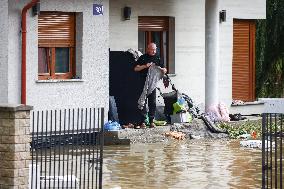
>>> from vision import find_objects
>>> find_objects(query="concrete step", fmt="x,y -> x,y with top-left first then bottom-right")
229,101 -> 264,115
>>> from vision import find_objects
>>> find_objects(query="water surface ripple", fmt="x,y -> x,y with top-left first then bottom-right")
103,140 -> 261,189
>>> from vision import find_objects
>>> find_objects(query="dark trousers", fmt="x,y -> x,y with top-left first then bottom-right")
140,88 -> 156,124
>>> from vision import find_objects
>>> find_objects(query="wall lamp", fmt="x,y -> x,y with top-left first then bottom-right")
219,10 -> 226,23
123,6 -> 131,20
32,2 -> 40,16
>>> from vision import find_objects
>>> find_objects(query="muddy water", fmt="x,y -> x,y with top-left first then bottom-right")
103,140 -> 262,189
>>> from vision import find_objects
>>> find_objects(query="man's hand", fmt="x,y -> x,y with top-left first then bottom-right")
134,62 -> 152,72
159,67 -> 167,74
145,62 -> 152,68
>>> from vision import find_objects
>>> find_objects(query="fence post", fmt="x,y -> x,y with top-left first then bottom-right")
0,104 -> 33,189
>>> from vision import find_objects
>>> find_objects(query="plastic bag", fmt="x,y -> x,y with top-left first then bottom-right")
173,97 -> 188,114
104,121 -> 121,131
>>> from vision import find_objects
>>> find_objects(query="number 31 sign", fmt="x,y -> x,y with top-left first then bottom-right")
93,4 -> 103,15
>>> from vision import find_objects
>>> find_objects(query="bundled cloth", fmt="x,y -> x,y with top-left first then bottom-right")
138,65 -> 164,110
232,99 -> 245,105
206,103 -> 230,122
126,48 -> 143,61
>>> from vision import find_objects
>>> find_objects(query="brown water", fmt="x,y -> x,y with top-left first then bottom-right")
102,140 -> 262,189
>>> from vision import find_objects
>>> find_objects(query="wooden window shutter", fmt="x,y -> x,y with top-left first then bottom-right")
232,19 -> 256,102
138,16 -> 169,31
38,12 -> 75,47
168,17 -> 175,74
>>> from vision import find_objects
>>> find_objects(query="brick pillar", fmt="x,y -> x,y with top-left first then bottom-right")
0,104 -> 33,189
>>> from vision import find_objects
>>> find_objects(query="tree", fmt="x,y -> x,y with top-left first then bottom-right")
256,0 -> 284,97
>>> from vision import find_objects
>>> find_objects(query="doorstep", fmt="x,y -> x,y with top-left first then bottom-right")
229,101 -> 265,115
104,125 -> 172,145
104,131 -> 131,145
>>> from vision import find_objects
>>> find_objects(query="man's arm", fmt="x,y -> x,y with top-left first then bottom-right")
134,63 -> 152,72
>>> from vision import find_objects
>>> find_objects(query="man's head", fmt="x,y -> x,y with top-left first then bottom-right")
146,43 -> 157,56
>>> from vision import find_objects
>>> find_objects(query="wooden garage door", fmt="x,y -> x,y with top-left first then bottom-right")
232,19 -> 255,102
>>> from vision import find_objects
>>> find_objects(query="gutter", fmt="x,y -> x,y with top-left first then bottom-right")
21,0 -> 39,104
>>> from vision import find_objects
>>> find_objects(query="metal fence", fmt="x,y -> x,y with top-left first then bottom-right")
30,108 -> 104,189
262,113 -> 283,189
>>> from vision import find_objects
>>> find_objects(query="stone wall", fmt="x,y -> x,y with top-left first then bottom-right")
0,104 -> 32,189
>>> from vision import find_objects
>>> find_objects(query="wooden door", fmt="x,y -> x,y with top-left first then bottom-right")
232,19 -> 255,102
138,16 -> 175,74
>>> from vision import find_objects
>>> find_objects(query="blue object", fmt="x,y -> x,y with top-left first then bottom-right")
104,121 -> 121,131
177,97 -> 186,105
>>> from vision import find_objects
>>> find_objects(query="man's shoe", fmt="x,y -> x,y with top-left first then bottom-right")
140,123 -> 147,129
149,123 -> 156,128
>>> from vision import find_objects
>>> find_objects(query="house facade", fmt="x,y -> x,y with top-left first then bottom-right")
0,0 -> 266,112
109,0 -> 266,111
0,0 -> 109,110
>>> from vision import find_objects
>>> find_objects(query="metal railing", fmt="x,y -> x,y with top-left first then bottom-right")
30,108 -> 104,189
262,113 -> 283,189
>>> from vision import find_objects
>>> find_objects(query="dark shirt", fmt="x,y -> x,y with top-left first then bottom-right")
136,54 -> 164,79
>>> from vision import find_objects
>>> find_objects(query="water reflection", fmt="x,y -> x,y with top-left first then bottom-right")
103,140 -> 262,189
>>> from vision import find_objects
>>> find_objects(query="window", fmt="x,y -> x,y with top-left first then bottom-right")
38,12 -> 76,80
138,16 -> 175,74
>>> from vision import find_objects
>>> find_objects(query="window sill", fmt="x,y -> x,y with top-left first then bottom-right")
167,74 -> 176,77
231,101 -> 265,106
36,79 -> 84,83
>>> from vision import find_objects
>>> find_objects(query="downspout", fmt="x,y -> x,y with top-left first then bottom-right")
21,0 -> 39,104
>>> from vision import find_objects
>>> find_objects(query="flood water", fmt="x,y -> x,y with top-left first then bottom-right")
102,140 -> 262,189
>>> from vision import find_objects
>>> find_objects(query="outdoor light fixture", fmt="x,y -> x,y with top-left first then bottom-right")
32,2 -> 40,16
123,6 -> 131,20
219,10 -> 226,23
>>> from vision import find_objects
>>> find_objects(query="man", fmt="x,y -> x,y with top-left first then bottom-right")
134,43 -> 167,128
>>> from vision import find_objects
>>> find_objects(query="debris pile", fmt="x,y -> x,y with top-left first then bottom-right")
165,131 -> 186,140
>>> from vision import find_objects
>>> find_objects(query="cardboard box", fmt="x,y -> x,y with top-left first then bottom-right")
170,112 -> 191,124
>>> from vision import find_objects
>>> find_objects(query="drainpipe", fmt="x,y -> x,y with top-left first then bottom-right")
21,0 -> 39,105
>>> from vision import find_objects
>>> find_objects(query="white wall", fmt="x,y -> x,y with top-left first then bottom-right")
109,0 -> 266,108
2,0 -> 266,110
221,0 -> 266,20
0,0 -> 8,103
7,0 -> 109,110
110,0 -> 206,107
218,0 -> 266,106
